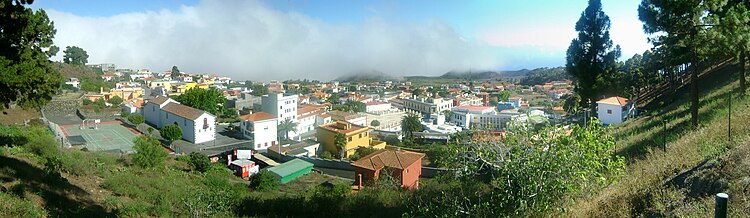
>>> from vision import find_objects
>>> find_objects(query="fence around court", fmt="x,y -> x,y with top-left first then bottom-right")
41,108 -> 71,148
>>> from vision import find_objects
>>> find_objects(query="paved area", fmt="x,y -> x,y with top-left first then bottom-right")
172,124 -> 253,155
314,166 -> 355,180
61,121 -> 140,153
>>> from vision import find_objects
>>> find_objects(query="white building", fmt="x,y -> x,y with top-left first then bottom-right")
239,112 -> 278,150
65,78 -> 80,88
295,105 -> 332,140
144,96 -> 216,144
450,105 -> 517,130
508,97 -> 523,109
597,96 -> 635,125
365,101 -> 392,113
327,110 -> 367,126
259,93 -> 298,124
402,96 -> 454,118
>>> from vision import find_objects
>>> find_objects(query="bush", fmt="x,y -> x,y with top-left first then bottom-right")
107,95 -> 123,105
94,97 -> 106,108
370,120 -> 380,127
249,171 -> 279,191
187,152 -> 210,173
132,136 -> 167,168
121,110 -> 130,118
82,99 -> 93,105
320,151 -> 334,159
161,124 -> 183,142
128,114 -> 144,125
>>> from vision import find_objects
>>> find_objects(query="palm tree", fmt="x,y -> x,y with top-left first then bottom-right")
277,118 -> 298,141
334,132 -> 347,159
401,113 -> 423,140
442,110 -> 453,123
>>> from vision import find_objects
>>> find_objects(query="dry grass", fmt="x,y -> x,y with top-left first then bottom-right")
563,75 -> 750,217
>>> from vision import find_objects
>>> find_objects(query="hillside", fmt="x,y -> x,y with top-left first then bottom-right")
564,60 -> 750,217
52,62 -> 99,80
335,71 -> 399,82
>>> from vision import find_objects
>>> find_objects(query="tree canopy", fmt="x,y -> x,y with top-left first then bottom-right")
0,1 -> 61,109
132,136 -> 168,168
566,0 -> 621,110
176,87 -> 226,116
161,124 -> 183,143
63,46 -> 88,65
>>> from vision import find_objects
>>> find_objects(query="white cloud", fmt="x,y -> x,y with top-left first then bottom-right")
47,0 -> 501,81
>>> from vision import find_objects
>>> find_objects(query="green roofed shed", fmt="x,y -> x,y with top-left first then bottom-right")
266,159 -> 314,184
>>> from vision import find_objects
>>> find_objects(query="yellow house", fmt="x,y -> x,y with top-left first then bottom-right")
316,121 -> 386,158
172,82 -> 200,94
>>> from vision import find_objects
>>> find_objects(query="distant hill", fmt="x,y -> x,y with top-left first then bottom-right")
403,69 -> 532,81
518,67 -> 570,85
335,71 -> 400,82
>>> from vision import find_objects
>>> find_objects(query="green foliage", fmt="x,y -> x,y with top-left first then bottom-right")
370,119 -> 380,127
566,0 -> 621,109
496,90 -> 513,102
187,152 -> 210,173
176,87 -> 226,115
82,98 -> 93,105
277,118 -> 297,141
107,96 -> 123,105
0,1 -> 61,109
132,136 -> 167,169
349,147 -> 377,161
249,83 -> 268,96
345,101 -> 366,113
79,79 -> 114,92
320,151 -> 334,159
128,114 -> 144,125
563,93 -> 581,114
249,171 -> 279,191
400,113 -> 423,139
121,110 -> 130,118
334,132 -> 347,158
170,65 -> 181,79
62,46 -> 89,65
160,124 -> 183,142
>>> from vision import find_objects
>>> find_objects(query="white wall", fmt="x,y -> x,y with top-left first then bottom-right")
192,113 -> 216,144
366,103 -> 391,113
597,103 -> 623,125
241,119 -> 277,150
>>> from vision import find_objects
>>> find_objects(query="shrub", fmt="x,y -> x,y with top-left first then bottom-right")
128,114 -> 144,125
132,136 -> 167,168
107,95 -> 123,106
187,152 -> 210,173
249,171 -> 279,191
121,110 -> 130,118
161,124 -> 183,142
370,120 -> 380,127
320,151 -> 334,159
94,97 -> 106,108
82,99 -> 93,105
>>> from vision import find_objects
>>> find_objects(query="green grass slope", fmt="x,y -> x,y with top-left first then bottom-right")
566,61 -> 750,217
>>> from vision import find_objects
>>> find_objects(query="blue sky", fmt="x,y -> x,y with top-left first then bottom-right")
33,0 -> 652,80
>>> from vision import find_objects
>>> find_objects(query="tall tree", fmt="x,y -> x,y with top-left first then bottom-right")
0,0 -> 61,109
566,0 -> 621,112
639,0 -> 713,127
171,65 -> 181,79
62,46 -> 89,65
176,87 -> 226,115
710,1 -> 750,95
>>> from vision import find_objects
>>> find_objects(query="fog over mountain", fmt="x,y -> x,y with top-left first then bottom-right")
46,0 -> 501,81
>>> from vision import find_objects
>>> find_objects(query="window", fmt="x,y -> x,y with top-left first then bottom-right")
166,113 -> 168,119
203,118 -> 208,129
607,109 -> 612,114
348,137 -> 352,141
184,119 -> 187,126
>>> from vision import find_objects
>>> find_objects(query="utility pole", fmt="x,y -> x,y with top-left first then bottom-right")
663,119 -> 667,153
728,91 -> 732,142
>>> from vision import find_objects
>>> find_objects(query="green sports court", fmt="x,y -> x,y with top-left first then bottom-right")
62,121 -> 141,154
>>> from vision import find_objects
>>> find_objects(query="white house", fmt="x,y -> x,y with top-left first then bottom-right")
144,96 -> 216,144
65,78 -> 80,89
597,96 -> 635,125
239,112 -> 278,150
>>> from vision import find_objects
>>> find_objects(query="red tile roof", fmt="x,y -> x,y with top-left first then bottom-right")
239,112 -> 276,122
351,149 -> 425,171
597,96 -> 629,106
454,105 -> 493,111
